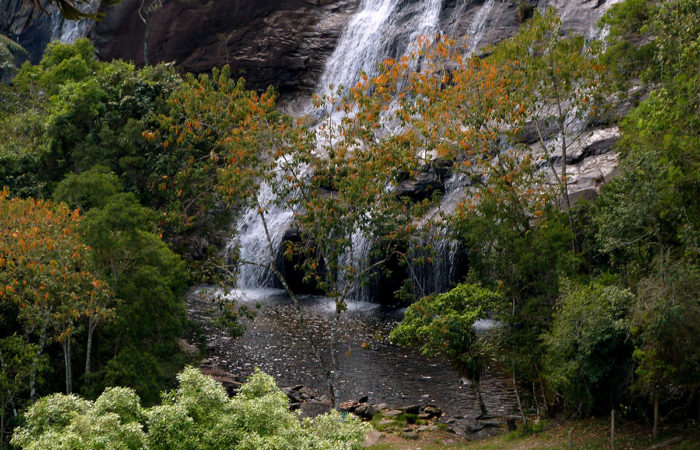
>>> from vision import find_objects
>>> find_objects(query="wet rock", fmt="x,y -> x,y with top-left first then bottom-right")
403,431 -> 419,441
398,405 -> 421,415
199,366 -> 242,397
92,0 -> 360,96
299,399 -> 332,418
282,385 -> 318,404
298,386 -> 317,400
354,404 -> 377,420
398,170 -> 445,202
465,423 -> 502,441
420,405 -> 442,418
178,339 -> 199,356
339,401 -> 358,413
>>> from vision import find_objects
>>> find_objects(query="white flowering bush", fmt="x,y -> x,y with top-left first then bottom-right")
13,367 -> 370,449
11,391 -> 147,450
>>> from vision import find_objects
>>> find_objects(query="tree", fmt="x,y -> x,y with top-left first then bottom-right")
630,260 -> 700,437
0,335 -> 47,449
78,192 -> 187,370
489,9 -> 614,211
390,283 -> 506,416
0,189 -> 109,394
0,35 -> 27,80
542,280 -> 634,416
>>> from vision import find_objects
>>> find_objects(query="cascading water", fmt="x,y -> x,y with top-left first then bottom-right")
316,0 -> 444,98
50,0 -> 100,44
231,0 -> 446,296
226,182 -> 295,288
467,0 -> 496,53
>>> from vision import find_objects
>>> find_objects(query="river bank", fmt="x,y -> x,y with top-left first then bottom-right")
365,416 -> 699,449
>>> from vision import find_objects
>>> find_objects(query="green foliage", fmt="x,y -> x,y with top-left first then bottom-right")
0,34 -> 27,79
12,367 -> 370,449
78,192 -> 187,382
631,260 -> 700,398
11,391 -> 146,450
52,165 -> 123,212
0,334 -> 47,445
543,280 -> 634,412
391,283 -> 504,382
91,348 -> 164,406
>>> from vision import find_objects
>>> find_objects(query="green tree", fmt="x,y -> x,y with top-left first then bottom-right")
391,283 -> 506,416
0,35 -> 27,80
630,260 -> 700,437
489,9 -> 614,211
0,335 -> 47,449
52,165 -> 122,214
543,280 -> 634,415
78,192 -> 187,368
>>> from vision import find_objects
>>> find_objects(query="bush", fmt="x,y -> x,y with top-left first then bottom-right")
543,280 -> 634,414
13,367 -> 370,449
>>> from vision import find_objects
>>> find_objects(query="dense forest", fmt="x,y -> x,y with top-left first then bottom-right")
0,0 -> 698,448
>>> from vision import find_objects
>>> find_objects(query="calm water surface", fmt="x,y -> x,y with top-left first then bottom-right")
188,288 -> 517,418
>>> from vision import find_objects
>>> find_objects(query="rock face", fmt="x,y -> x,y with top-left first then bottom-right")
1,0 -> 55,64
4,0 -> 622,97
92,0 -> 359,95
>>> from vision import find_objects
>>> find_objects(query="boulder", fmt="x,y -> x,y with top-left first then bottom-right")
354,404 -> 377,420
398,405 -> 421,415
299,399 -> 332,418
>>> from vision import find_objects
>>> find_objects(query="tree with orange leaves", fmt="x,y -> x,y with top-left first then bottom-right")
0,189 -> 112,394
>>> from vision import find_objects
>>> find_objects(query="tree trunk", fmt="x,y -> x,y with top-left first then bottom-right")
653,391 -> 659,439
472,380 -> 487,417
255,205 -> 338,406
85,317 -> 96,375
513,373 -> 526,425
29,324 -> 47,401
62,336 -> 72,394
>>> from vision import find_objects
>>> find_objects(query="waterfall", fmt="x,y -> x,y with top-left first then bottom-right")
467,0 -> 496,53
50,0 -> 100,44
232,0 -> 446,296
407,173 -> 470,298
316,0 -> 444,98
227,182 -> 295,288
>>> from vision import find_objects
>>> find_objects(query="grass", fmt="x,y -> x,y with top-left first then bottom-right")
367,417 -> 700,449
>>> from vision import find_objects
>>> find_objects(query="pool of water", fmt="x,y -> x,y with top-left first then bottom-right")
188,287 -> 518,418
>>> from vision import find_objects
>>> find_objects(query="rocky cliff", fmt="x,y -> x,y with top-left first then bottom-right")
3,0 -> 619,95
93,0 -> 359,95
